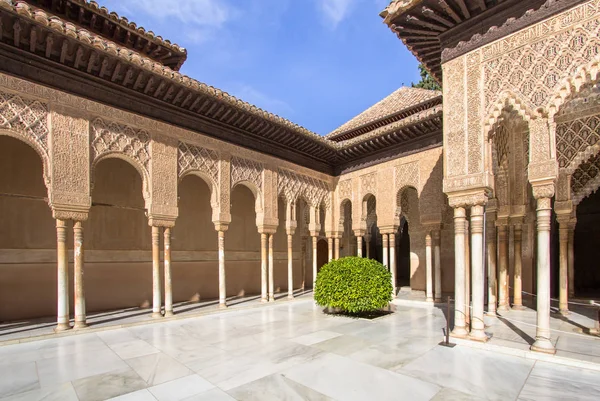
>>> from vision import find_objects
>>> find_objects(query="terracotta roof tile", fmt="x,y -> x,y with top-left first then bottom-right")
327,86 -> 441,137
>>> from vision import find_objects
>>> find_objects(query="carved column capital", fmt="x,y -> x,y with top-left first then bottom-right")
531,182 -> 555,200
448,189 -> 488,208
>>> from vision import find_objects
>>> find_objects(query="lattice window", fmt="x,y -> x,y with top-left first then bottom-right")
177,142 -> 218,183
90,118 -> 150,171
0,91 -> 48,152
556,114 -> 600,169
231,156 -> 263,190
571,152 -> 600,204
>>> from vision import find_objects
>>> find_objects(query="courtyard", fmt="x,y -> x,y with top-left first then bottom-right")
1,299 -> 599,401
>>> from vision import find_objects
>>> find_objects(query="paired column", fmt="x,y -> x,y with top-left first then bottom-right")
55,219 -> 70,332
496,221 -> 510,311
486,206 -> 497,315
451,207 -> 468,337
261,233 -> 268,302
425,233 -> 433,303
73,221 -> 87,329
389,233 -> 397,297
268,234 -> 274,302
512,218 -> 524,309
531,196 -> 556,354
164,227 -> 173,317
469,205 -> 487,341
557,214 -> 570,315
151,226 -> 162,318
433,230 -> 442,302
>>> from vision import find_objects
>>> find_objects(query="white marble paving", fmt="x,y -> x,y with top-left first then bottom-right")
0,299 -> 599,401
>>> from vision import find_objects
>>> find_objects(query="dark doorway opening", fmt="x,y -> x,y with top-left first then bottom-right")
574,190 -> 600,297
397,218 -> 411,289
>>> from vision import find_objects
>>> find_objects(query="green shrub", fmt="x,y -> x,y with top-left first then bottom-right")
314,256 -> 393,314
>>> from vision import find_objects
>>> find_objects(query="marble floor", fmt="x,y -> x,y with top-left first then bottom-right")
1,299 -> 599,401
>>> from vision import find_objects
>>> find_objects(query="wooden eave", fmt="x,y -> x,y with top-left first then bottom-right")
24,0 -> 188,71
380,0 -> 579,84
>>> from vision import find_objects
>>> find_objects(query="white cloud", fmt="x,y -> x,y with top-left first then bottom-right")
317,0 -> 355,28
232,84 -> 293,117
124,0 -> 232,27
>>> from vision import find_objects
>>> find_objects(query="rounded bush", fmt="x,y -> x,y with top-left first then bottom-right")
314,256 -> 393,314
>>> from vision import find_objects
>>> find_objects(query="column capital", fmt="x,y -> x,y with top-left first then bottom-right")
425,233 -> 432,246
213,222 -> 229,232
53,206 -> 89,222
258,224 -> 277,235
447,188 -> 488,208
149,215 -> 176,228
554,200 -> 573,215
353,229 -> 366,237
531,182 -> 555,200
378,225 -> 398,235
509,215 -> 524,227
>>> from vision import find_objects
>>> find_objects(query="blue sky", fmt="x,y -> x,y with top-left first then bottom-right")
98,0 -> 420,135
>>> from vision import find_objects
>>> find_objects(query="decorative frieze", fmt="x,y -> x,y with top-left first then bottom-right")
178,142 -> 219,184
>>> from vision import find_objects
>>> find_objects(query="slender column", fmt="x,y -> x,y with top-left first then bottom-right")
513,220 -> 524,309
433,230 -> 442,302
382,234 -> 389,268
151,226 -> 162,318
486,208 -> 497,315
287,234 -> 294,299
464,220 -> 470,327
469,205 -> 487,341
301,237 -> 307,290
390,233 -> 397,297
451,207 -> 468,337
328,237 -> 333,262
497,222 -> 510,311
163,227 -> 173,316
531,197 -> 555,354
425,233 -> 433,303
365,234 -> 371,259
268,234 -> 274,302
260,233 -> 268,302
55,219 -> 70,332
334,237 -> 340,259
357,236 -> 363,257
568,220 -> 575,298
73,221 -> 87,329
557,215 -> 570,315
312,236 -> 318,288
218,230 -> 227,308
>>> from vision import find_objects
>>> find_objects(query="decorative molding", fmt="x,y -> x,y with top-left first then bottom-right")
177,141 -> 219,184
231,156 -> 263,191
360,172 -> 376,196
278,168 -> 330,208
395,161 -> 419,193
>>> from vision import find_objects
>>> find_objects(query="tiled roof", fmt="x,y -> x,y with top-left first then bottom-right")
327,87 -> 441,137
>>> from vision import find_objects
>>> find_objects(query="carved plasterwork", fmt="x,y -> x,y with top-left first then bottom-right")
360,172 -> 376,196
90,118 -> 150,173
395,161 -> 419,194
443,56 -> 466,178
177,141 -> 219,184
571,152 -> 600,203
231,156 -> 263,192
0,91 -> 49,153
338,179 -> 352,202
557,113 -> 600,173
278,168 -> 330,208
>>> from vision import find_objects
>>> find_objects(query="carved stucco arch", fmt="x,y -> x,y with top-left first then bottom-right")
91,152 -> 151,207
178,170 -> 219,212
232,180 -> 264,217
484,91 -> 536,136
338,198 -> 352,232
395,185 -> 419,226
0,128 -> 51,190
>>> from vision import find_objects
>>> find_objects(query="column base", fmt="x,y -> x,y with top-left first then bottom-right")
269,296 -> 275,302
434,297 -> 442,303
511,304 -> 526,311
54,323 -> 71,332
468,329 -> 489,342
559,308 -> 570,316
164,310 -> 174,317
485,311 -> 498,317
261,298 -> 268,303
288,294 -> 294,300
450,327 -> 469,339
497,304 -> 511,312
426,297 -> 434,303
219,302 -> 228,309
73,321 -> 88,330
151,312 -> 163,319
531,339 -> 556,354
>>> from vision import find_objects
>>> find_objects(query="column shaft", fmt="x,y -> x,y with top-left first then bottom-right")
55,219 -> 70,332
513,223 -> 524,309
531,198 -> 555,354
357,236 -> 363,257
365,237 -> 371,259
382,234 -> 389,268
301,238 -> 307,290
328,237 -> 333,262
164,227 -> 173,317
558,220 -> 569,315
469,205 -> 487,341
568,225 -> 575,297
497,224 -> 510,311
73,221 -> 87,329
268,234 -> 274,302
334,237 -> 340,259
486,215 -> 497,315
464,220 -> 470,327
261,233 -> 268,302
425,233 -> 433,302
433,230 -> 442,302
312,236 -> 318,289
218,231 -> 227,308
451,207 -> 468,337
390,233 -> 397,297
151,226 -> 162,318
288,234 -> 294,299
